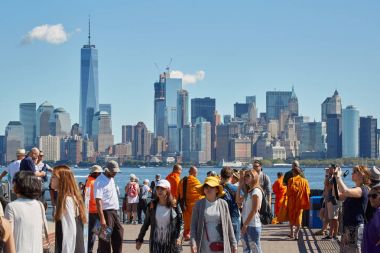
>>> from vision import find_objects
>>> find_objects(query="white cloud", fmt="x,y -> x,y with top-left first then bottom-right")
22,24 -> 77,45
170,70 -> 205,85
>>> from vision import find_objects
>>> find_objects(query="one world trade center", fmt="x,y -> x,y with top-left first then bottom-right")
79,19 -> 99,137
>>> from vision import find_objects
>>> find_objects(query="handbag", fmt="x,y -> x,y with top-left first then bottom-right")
39,201 -> 54,253
204,221 -> 224,252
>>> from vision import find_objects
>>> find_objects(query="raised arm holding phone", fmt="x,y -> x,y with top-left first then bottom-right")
333,165 -> 371,253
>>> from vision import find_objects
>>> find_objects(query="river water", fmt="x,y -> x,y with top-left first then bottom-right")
71,166 -> 355,191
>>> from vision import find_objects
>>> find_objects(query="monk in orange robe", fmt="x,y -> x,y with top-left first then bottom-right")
178,166 -> 203,240
287,166 -> 310,239
166,164 -> 182,199
272,172 -> 287,217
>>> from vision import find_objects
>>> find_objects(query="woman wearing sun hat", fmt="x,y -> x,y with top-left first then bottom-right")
190,176 -> 237,253
136,179 -> 183,253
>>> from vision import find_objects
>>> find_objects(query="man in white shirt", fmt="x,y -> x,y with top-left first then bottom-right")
0,148 -> 26,200
94,160 -> 124,253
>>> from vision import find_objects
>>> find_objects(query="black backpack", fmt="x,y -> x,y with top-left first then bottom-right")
178,176 -> 188,211
255,187 -> 273,225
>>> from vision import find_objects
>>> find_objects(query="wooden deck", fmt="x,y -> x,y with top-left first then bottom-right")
47,222 -> 340,253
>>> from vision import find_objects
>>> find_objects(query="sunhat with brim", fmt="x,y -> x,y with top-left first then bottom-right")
104,160 -> 120,173
232,172 -> 240,180
16,149 -> 26,156
90,165 -> 103,173
196,176 -> 225,198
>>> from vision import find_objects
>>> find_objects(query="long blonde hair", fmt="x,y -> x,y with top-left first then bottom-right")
53,165 -> 87,224
243,169 -> 260,196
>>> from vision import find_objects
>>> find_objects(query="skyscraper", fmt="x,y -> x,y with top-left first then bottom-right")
154,75 -> 166,138
246,96 -> 256,105
5,121 -> 24,162
327,114 -> 342,158
36,101 -> 54,137
71,123 -> 81,136
0,136 -> 5,164
99,104 -> 111,116
38,135 -> 60,161
194,118 -> 211,163
122,125 -> 135,144
80,19 -> 99,137
266,90 -> 292,120
300,121 -> 327,158
134,122 -> 151,160
342,105 -> 360,158
359,116 -> 378,158
165,77 -> 182,127
234,103 -> 249,118
288,87 -> 299,117
49,108 -> 71,137
177,89 -> 189,128
191,97 -> 216,160
92,111 -> 113,153
19,103 -> 36,150
321,90 -> 342,122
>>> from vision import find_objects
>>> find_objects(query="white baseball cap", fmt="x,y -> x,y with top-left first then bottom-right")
156,179 -> 171,190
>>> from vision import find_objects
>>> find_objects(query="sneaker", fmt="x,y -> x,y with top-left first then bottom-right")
132,221 -> 138,225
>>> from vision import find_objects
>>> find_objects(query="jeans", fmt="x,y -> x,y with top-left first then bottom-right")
232,220 -> 241,243
242,226 -> 262,253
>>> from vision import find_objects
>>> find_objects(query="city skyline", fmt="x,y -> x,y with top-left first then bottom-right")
2,1 -> 380,143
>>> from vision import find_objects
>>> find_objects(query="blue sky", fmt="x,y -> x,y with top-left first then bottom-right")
1,1 -> 380,142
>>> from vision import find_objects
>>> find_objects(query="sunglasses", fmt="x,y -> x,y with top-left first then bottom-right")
368,193 -> 380,199
204,185 -> 217,189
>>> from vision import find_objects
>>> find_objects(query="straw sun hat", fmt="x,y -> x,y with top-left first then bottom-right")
196,176 -> 225,198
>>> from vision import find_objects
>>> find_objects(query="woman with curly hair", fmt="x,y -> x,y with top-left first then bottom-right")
50,165 -> 87,253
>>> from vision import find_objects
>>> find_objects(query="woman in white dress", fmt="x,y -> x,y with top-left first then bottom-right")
50,165 -> 87,253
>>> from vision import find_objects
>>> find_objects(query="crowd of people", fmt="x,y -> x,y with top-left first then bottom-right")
0,147 -> 379,253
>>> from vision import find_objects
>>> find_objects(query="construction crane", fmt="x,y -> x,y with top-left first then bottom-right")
166,57 -> 173,77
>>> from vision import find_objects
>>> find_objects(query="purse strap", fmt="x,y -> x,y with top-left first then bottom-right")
39,201 -> 51,246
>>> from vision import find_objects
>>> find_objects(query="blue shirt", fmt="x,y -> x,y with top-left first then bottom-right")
19,156 -> 36,173
222,183 -> 240,224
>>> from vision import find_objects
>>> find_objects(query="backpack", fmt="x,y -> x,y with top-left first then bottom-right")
127,183 -> 138,198
178,177 -> 188,211
255,187 -> 273,225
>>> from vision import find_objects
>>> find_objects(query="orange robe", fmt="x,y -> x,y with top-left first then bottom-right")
287,175 -> 310,226
178,175 -> 203,237
166,171 -> 181,199
272,176 -> 287,217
